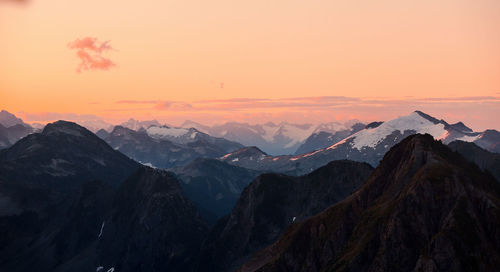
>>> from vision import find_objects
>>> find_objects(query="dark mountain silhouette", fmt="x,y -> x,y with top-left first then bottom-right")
55,167 -> 209,272
242,134 -> 500,272
0,121 -> 208,272
197,160 -> 373,272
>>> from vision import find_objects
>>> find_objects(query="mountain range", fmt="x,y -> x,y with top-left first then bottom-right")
5,109 -> 498,161
220,111 -> 500,174
197,160 -> 373,272
102,125 -> 243,169
241,134 -> 500,271
0,116 -> 498,271
181,120 -> 364,155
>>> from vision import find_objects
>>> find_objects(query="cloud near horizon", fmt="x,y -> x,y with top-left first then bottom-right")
68,37 -> 116,73
10,95 -> 499,131
115,96 -> 500,112
106,95 -> 500,130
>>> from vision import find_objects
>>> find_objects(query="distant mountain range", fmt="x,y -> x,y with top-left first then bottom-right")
3,109 -> 499,173
6,109 -> 498,158
0,110 -> 35,149
1,111 -> 362,155
102,125 -> 243,169
294,123 -> 366,154
181,120 -> 364,155
119,118 -> 162,131
220,111 -> 500,173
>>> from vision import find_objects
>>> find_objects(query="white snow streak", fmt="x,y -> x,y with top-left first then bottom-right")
98,221 -> 105,239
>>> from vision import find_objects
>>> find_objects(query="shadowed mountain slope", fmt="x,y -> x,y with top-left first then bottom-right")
197,160 -> 373,272
242,134 -> 500,272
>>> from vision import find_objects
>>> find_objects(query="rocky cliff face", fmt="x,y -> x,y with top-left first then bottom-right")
197,160 -> 373,272
242,134 -> 500,272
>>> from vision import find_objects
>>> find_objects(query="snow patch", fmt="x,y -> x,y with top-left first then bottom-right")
140,161 -> 157,168
98,221 -> 105,239
456,134 -> 481,142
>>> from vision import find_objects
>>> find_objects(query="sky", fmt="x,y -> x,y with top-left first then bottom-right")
1,0 -> 499,130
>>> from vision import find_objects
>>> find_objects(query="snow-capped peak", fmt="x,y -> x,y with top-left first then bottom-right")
349,111 -> 448,150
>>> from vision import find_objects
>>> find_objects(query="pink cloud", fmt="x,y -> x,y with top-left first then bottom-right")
68,37 -> 116,72
110,96 -> 500,130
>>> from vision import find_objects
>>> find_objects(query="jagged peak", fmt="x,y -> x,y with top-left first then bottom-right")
413,110 -> 442,124
222,146 -> 267,159
365,121 -> 383,129
110,125 -> 135,133
380,133 -> 445,162
448,121 -> 473,133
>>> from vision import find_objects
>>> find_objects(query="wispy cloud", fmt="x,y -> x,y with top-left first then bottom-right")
115,96 -> 500,112
68,37 -> 116,73
19,112 -> 105,122
109,96 -> 500,130
17,95 -> 500,131
154,101 -> 193,110
116,100 -> 158,104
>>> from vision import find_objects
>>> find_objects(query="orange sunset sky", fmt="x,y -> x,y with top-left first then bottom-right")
1,0 -> 499,130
